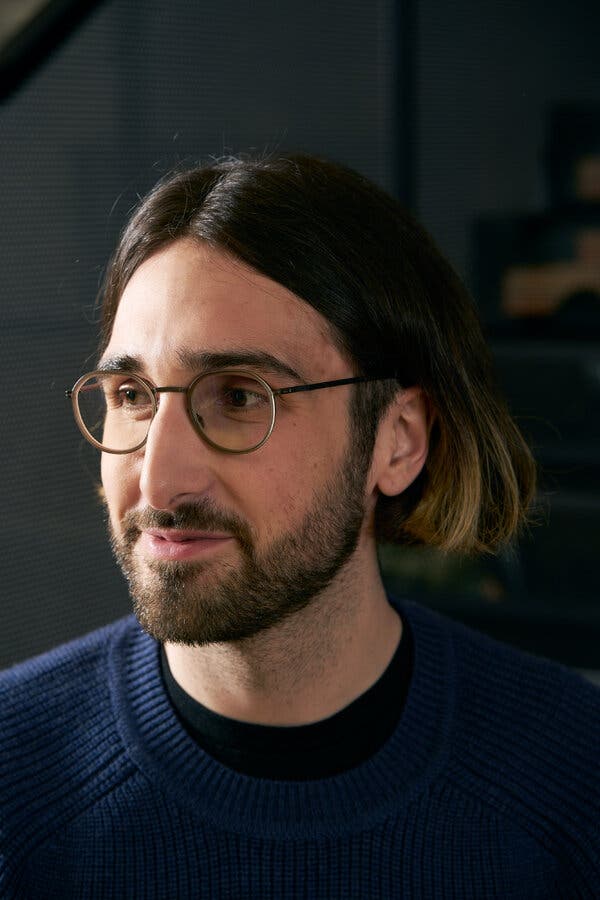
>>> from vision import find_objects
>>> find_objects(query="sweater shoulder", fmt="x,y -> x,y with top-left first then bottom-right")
0,615 -> 134,713
422,608 -> 600,882
0,617 -> 140,865
404,599 -> 600,748
444,611 -> 600,757
0,615 -> 139,757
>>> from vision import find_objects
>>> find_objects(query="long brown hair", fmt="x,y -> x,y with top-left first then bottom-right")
99,153 -> 536,554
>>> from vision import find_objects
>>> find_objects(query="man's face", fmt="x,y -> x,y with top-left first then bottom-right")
101,238 -> 376,645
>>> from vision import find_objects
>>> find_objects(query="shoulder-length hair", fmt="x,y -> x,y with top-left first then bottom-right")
99,153 -> 536,554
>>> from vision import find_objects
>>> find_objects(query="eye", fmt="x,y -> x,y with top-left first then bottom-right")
210,373 -> 270,410
191,373 -> 272,423
101,375 -> 153,414
222,385 -> 265,409
118,385 -> 144,405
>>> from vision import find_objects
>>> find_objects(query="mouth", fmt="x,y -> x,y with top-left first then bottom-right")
139,528 -> 234,561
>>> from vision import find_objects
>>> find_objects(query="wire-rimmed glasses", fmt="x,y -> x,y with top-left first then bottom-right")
66,369 -> 394,455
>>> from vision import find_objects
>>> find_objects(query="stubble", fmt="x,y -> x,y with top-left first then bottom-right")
108,449 -> 370,646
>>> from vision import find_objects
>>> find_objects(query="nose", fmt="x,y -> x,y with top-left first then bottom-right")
138,392 -> 217,510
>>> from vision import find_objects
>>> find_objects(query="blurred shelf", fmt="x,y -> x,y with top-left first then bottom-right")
423,600 -> 600,670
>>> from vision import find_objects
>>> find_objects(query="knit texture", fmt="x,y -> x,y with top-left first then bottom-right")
1,599 -> 598,898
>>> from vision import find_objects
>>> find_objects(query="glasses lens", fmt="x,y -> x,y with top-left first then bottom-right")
189,372 -> 275,451
75,373 -> 153,452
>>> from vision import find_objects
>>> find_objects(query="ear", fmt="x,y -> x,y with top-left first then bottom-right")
368,387 -> 433,498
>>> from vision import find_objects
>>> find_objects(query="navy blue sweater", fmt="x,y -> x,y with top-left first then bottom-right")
1,599 -> 599,898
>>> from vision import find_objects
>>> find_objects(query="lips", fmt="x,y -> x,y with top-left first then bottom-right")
145,528 -> 231,543
140,528 -> 234,560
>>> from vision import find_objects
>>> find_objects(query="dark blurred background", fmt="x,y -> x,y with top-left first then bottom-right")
1,0 -> 599,677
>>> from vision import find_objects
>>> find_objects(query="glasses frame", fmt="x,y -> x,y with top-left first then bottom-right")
66,369 -> 396,455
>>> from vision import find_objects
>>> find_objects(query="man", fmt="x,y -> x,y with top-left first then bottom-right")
1,154 -> 598,898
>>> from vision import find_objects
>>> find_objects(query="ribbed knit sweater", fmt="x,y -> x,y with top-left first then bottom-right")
1,599 -> 598,899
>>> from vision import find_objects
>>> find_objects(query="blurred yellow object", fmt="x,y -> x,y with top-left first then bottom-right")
502,260 -> 600,317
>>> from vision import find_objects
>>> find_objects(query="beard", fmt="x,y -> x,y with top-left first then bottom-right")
108,447 -> 371,646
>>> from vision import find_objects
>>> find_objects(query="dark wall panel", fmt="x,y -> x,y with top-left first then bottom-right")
417,0 -> 600,282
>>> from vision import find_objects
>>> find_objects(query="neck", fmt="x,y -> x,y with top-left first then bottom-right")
163,542 -> 401,726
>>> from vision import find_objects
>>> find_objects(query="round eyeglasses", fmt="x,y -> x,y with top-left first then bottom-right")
66,369 -> 394,455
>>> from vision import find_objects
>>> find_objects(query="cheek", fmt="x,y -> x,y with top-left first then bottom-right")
101,455 -> 139,526
244,434 -> 332,531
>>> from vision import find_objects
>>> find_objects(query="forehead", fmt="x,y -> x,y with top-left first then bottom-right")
104,239 -> 344,379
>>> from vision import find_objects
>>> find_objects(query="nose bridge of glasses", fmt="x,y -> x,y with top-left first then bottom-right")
153,385 -> 189,395
150,381 -> 223,445
149,385 -> 197,433
150,385 -> 191,418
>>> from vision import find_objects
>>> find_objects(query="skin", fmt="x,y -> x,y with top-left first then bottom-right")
101,238 -> 430,726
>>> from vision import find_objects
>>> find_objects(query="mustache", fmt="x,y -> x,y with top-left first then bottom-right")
118,502 -> 254,553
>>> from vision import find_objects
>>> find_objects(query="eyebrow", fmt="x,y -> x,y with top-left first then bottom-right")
96,353 -> 143,374
96,349 -> 306,384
